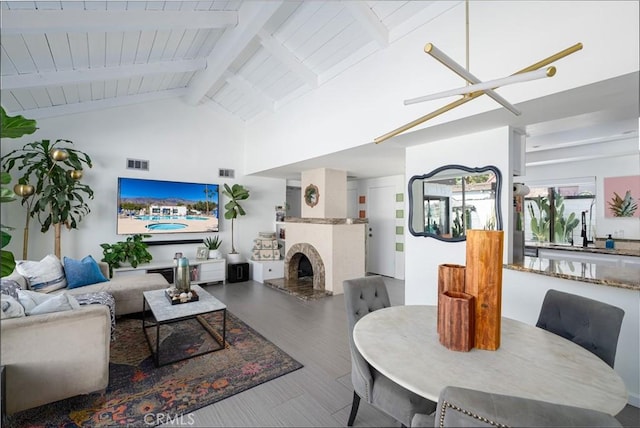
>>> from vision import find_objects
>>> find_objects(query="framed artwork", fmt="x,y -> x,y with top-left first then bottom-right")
196,246 -> 209,260
304,184 -> 319,207
604,175 -> 639,218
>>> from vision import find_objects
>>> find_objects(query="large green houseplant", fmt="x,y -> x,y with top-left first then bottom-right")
2,138 -> 94,259
0,107 -> 38,276
100,234 -> 153,278
222,183 -> 250,255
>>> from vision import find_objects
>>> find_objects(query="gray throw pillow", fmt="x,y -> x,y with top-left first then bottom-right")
0,278 -> 22,299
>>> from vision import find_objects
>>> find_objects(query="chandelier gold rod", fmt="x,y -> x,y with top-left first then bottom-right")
373,42 -> 583,144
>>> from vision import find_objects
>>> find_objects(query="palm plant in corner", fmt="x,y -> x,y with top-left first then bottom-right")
2,134 -> 94,259
222,183 -> 250,263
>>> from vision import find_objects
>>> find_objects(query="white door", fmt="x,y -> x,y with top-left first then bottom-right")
367,185 -> 396,277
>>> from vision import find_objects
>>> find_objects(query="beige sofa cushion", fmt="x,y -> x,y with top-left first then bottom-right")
64,273 -> 169,316
7,259 -> 170,316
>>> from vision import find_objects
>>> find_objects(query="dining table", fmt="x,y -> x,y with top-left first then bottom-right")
353,305 -> 628,416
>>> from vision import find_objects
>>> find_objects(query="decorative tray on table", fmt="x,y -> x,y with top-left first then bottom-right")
165,289 -> 199,305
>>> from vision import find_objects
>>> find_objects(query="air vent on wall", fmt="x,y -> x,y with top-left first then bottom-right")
219,168 -> 235,178
126,158 -> 149,171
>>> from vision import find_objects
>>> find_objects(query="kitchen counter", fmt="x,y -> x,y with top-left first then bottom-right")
506,255 -> 640,291
526,243 -> 640,257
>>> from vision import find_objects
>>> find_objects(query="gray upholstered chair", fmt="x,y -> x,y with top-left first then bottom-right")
536,289 -> 625,368
411,386 -> 622,427
343,276 -> 436,427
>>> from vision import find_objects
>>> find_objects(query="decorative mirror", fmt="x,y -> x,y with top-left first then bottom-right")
304,184 -> 319,207
408,165 -> 502,241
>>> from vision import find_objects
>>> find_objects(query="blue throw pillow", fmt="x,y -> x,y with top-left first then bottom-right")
63,256 -> 109,289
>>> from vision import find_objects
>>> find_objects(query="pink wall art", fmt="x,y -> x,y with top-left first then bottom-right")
603,175 -> 639,218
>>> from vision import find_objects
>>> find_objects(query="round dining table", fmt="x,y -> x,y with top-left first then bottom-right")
353,305 -> 628,416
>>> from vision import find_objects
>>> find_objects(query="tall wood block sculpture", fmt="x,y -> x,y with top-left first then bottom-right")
464,229 -> 504,350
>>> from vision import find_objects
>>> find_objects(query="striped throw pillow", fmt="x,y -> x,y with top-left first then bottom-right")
15,254 -> 67,293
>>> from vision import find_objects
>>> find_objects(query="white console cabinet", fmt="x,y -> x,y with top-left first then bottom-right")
113,258 -> 226,285
249,260 -> 284,283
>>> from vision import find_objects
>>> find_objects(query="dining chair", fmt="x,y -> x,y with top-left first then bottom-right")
536,289 -> 625,367
343,276 -> 436,427
410,386 -> 622,427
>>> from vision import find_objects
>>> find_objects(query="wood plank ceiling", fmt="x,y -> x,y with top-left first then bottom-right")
0,0 -> 454,122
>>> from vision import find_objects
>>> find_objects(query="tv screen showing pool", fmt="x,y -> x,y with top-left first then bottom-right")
117,177 -> 219,235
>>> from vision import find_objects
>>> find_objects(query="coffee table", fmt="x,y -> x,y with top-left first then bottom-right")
142,284 -> 227,367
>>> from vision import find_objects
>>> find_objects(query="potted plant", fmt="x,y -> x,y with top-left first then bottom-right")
100,234 -> 153,278
2,137 -> 94,259
203,235 -> 222,259
222,183 -> 250,263
0,107 -> 37,277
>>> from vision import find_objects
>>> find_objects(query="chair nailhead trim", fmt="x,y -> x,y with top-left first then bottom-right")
439,400 -> 509,428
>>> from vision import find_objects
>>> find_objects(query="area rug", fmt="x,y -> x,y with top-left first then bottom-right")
5,311 -> 303,427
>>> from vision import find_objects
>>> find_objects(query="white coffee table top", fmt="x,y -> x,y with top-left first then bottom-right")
143,284 -> 226,322
353,305 -> 628,416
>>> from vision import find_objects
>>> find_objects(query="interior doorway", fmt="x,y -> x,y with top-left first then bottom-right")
366,185 -> 396,277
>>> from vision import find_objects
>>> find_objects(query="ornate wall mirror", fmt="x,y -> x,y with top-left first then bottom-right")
408,165 -> 502,241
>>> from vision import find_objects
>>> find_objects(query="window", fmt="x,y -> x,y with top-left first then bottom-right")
523,177 -> 596,245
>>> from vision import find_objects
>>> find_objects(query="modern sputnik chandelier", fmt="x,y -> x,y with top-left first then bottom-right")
374,1 -> 582,144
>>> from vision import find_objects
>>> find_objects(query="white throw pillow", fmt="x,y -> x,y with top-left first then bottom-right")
17,289 -> 80,315
1,294 -> 26,319
15,254 -> 67,293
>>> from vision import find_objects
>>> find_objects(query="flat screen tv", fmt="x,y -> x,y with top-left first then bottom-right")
117,177 -> 219,235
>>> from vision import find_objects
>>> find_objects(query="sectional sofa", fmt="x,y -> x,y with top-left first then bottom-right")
0,260 -> 169,414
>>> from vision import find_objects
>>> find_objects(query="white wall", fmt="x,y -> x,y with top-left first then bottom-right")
1,99 -> 286,265
405,127 -> 512,305
522,151 -> 640,240
245,1 -> 639,175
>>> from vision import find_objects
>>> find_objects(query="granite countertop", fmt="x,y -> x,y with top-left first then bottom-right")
506,256 -> 640,291
528,243 -> 640,257
284,217 -> 367,224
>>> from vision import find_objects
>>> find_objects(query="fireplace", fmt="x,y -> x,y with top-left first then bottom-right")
281,217 -> 366,295
266,168 -> 366,297
284,243 -> 325,291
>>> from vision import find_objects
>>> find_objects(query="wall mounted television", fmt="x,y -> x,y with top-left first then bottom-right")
117,177 -> 219,235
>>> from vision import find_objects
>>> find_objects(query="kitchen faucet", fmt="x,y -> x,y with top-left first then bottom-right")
580,210 -> 591,247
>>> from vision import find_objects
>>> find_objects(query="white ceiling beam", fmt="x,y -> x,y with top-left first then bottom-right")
1,58 -> 206,90
343,2 -> 389,47
0,10 -> 238,34
257,29 -> 318,89
388,1 -> 461,43
10,88 -> 188,120
184,1 -> 284,105
224,72 -> 275,112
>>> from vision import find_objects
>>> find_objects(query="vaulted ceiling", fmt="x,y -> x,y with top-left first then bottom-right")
1,1 -> 637,181
0,0 -> 456,121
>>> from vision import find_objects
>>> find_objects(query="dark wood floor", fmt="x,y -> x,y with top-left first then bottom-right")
174,279 -> 639,428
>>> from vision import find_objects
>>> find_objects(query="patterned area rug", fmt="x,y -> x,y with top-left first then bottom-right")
6,311 -> 303,427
